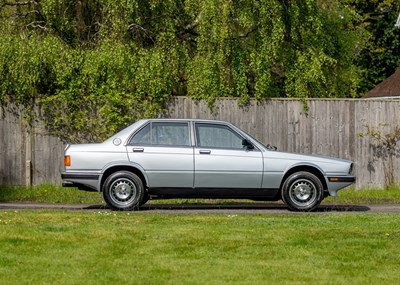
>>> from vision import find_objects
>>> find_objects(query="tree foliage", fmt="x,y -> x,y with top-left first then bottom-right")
0,0 -> 367,141
345,0 -> 400,94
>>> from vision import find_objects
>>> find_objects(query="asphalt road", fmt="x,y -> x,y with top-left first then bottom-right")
1,202 -> 400,214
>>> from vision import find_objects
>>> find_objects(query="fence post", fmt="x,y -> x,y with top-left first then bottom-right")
25,124 -> 33,187
25,160 -> 32,187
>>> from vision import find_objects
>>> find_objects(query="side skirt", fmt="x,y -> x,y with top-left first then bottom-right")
148,187 -> 280,200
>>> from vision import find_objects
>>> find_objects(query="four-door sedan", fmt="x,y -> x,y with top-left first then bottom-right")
61,119 -> 355,211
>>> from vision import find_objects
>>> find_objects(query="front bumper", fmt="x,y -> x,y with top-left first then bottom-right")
327,176 -> 356,183
326,175 -> 356,197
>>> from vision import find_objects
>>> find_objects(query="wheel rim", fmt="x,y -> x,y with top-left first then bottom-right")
288,179 -> 318,208
108,178 -> 138,206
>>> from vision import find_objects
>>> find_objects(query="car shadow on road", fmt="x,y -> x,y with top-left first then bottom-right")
135,203 -> 370,212
316,204 -> 370,212
83,203 -> 370,212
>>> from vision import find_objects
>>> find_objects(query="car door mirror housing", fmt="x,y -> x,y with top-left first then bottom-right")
242,139 -> 254,150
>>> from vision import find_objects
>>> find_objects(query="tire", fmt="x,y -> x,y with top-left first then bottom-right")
139,193 -> 149,207
102,171 -> 144,211
281,172 -> 324,212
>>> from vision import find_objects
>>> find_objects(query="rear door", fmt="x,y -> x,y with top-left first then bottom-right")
126,121 -> 194,189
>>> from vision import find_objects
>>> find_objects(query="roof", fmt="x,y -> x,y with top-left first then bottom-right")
363,68 -> 400,98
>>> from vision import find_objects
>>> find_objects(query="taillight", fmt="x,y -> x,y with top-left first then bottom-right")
349,163 -> 353,175
64,155 -> 71,166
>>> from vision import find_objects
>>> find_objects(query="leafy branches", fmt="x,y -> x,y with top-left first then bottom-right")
346,0 -> 400,94
0,0 -> 368,142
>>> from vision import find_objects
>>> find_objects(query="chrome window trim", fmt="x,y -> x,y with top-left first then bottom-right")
127,120 -> 192,147
193,121 -> 261,151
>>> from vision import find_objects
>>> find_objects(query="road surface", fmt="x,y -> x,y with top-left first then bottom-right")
1,202 -> 400,214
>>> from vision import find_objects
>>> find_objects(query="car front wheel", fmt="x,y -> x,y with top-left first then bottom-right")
281,172 -> 324,212
102,171 -> 144,211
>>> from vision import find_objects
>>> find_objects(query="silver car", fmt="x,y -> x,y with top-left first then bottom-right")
62,119 -> 355,211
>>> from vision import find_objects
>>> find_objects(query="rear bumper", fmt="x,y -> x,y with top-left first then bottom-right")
62,181 -> 97,192
61,172 -> 101,192
61,173 -> 100,180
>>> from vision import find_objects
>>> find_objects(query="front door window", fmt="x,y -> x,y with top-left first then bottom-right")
195,123 -> 244,149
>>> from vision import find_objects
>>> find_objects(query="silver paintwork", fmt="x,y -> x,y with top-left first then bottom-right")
194,147 -> 263,188
62,119 -> 354,199
127,146 -> 193,188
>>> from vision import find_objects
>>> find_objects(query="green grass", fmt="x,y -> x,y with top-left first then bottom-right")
0,184 -> 103,204
325,186 -> 400,204
0,211 -> 400,285
1,186 -> 400,284
1,184 -> 400,205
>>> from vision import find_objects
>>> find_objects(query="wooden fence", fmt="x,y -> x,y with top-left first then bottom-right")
1,97 -> 400,189
0,105 -> 65,186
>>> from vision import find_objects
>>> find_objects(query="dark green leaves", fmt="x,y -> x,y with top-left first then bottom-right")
0,0 -> 369,141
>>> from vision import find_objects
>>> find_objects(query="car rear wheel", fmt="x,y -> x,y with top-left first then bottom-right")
281,172 -> 324,212
102,171 -> 144,211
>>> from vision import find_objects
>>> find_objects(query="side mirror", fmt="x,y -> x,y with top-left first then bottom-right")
242,139 -> 254,150
266,144 -> 278,151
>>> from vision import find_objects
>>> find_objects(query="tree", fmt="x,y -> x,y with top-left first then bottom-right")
345,0 -> 400,94
0,0 -> 368,141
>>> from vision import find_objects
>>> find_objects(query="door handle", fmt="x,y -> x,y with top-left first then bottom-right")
133,148 -> 144,152
199,150 -> 211,154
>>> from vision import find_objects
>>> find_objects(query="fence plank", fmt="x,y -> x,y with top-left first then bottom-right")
1,98 -> 400,189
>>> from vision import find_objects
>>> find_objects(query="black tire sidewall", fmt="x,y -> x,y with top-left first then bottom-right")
102,171 -> 144,211
139,193 -> 149,206
281,172 -> 324,212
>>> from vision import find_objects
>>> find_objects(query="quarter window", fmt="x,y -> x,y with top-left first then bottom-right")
129,124 -> 151,145
129,122 -> 190,146
195,123 -> 244,149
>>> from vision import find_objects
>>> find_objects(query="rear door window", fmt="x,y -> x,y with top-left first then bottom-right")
129,122 -> 190,147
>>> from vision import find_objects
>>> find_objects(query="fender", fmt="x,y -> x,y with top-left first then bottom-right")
101,161 -> 150,188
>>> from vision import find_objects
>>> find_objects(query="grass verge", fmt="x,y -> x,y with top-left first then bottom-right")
0,184 -> 103,204
324,186 -> 400,204
0,211 -> 399,285
1,185 -> 400,205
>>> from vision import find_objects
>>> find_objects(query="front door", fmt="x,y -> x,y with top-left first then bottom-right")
194,122 -> 263,190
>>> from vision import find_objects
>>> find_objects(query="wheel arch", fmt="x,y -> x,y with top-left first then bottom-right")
280,165 -> 327,191
101,165 -> 148,192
